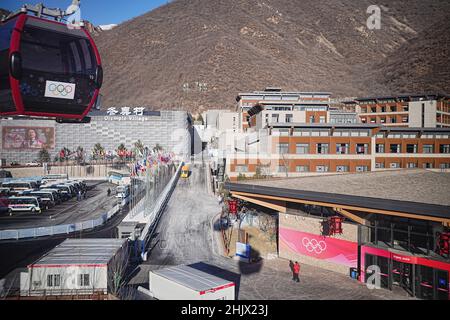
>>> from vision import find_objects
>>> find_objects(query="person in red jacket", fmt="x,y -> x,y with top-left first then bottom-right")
293,261 -> 300,282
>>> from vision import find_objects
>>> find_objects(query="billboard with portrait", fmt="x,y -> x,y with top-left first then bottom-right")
2,127 -> 55,150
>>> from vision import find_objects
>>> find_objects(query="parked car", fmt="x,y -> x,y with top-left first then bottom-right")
39,188 -> 63,205
48,185 -> 72,201
7,196 -> 42,215
25,162 -> 40,167
0,187 -> 11,197
0,197 -> 9,214
23,191 -> 56,210
0,170 -> 12,178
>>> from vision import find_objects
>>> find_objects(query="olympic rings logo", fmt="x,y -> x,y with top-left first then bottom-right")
48,83 -> 73,96
302,237 -> 327,254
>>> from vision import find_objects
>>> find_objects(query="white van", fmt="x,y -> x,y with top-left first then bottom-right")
8,196 -> 42,215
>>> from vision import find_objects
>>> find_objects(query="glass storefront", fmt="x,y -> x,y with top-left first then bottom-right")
364,252 -> 450,300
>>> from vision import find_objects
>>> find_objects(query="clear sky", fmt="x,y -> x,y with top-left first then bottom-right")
1,0 -> 169,25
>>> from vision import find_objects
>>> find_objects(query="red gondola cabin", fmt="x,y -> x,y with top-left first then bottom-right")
0,13 -> 102,120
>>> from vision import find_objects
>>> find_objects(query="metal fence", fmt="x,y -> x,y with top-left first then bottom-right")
0,204 -> 121,241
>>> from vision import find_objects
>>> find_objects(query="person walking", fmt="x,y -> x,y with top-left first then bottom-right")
293,261 -> 300,283
289,260 -> 295,280
107,188 -> 111,197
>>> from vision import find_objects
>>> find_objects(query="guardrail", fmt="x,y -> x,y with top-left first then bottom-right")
0,204 -> 121,241
138,162 -> 182,259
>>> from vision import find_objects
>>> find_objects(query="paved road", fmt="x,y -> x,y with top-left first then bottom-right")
143,162 -> 220,266
0,181 -> 117,230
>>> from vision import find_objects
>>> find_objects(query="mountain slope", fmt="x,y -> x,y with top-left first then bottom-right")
94,0 -> 450,112
366,15 -> 450,95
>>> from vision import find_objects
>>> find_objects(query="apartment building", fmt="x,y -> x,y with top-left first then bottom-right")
226,123 -> 450,180
352,94 -> 450,128
236,88 -> 331,132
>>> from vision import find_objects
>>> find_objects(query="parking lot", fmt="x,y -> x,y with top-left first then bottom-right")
0,181 -> 119,230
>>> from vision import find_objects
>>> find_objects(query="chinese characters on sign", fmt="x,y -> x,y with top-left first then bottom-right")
182,82 -> 208,92
104,107 -> 148,121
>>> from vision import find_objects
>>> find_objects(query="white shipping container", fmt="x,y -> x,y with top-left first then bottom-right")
149,264 -> 235,300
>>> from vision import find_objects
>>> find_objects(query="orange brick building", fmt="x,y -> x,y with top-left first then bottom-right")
350,94 -> 450,128
226,124 -> 450,180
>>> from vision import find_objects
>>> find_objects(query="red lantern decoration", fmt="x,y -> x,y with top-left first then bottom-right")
228,200 -> 238,215
328,216 -> 344,235
436,232 -> 450,256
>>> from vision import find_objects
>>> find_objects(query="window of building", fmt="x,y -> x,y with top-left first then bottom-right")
336,165 -> 349,172
235,165 -> 248,173
277,143 -> 289,154
375,162 -> 385,168
300,130 -> 311,136
296,165 -> 309,172
78,274 -> 90,287
403,105 -> 409,112
391,106 -> 397,112
380,118 -> 386,123
309,115 -> 315,123
285,114 -> 293,123
356,166 -> 369,172
376,144 -> 385,153
390,144 -> 401,153
356,144 -> 369,154
391,117 -> 397,123
319,116 -> 326,123
296,143 -> 309,154
402,116 -> 409,123
316,143 -> 329,154
272,128 -> 289,136
389,162 -> 400,168
406,144 -> 417,153
440,144 -> 450,153
316,165 -> 329,172
336,143 -> 349,154
47,274 -> 61,287
423,162 -> 433,169
407,162 -> 417,168
381,106 -> 386,112
277,165 -> 288,173
423,144 -> 434,153
440,163 -> 450,169
271,114 -> 279,123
